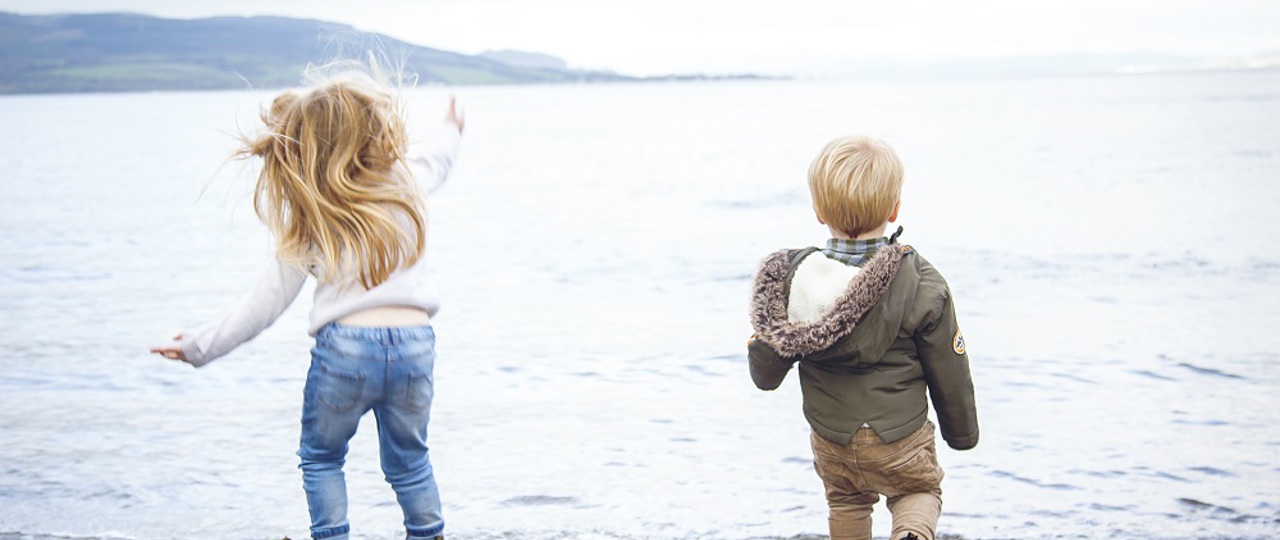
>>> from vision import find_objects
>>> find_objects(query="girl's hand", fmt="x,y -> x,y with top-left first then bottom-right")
150,334 -> 188,364
445,96 -> 465,133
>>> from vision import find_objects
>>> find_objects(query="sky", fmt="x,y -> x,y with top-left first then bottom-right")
2,0 -> 1278,76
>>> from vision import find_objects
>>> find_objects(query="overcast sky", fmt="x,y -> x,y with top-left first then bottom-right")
3,0 -> 1278,76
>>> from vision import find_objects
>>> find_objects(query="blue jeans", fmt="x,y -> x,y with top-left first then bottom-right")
298,323 -> 444,540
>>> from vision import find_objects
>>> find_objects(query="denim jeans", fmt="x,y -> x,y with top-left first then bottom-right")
299,323 -> 444,540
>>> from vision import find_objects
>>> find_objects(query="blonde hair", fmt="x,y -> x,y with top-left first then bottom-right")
807,136 -> 904,238
239,68 -> 424,289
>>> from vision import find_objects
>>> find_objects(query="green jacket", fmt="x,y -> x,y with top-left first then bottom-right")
748,243 -> 979,450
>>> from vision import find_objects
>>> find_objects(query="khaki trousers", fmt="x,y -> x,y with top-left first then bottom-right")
810,421 -> 944,540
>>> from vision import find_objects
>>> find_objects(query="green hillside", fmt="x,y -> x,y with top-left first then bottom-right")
0,12 -> 633,94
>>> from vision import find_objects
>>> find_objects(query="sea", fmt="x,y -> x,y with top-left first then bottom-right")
1,70 -> 1278,540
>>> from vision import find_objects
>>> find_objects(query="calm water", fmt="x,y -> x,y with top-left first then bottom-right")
1,71 -> 1279,540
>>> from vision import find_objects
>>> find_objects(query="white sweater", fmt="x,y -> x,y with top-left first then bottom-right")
179,125 -> 461,367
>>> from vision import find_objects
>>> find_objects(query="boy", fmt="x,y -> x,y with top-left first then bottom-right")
747,136 -> 978,540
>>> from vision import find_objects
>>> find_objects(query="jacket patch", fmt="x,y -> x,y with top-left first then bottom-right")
953,330 -> 966,355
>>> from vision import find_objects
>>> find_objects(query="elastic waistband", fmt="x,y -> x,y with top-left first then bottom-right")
318,322 -> 435,344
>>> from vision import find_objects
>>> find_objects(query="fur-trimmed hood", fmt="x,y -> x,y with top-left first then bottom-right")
749,243 -> 904,358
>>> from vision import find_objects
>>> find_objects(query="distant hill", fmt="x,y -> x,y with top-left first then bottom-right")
479,50 -> 571,71
0,12 -> 635,94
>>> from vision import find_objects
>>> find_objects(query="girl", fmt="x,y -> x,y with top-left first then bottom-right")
151,67 -> 464,540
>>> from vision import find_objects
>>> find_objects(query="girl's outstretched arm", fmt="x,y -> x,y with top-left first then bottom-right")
445,95 -> 465,133
408,96 -> 465,194
150,257 -> 308,367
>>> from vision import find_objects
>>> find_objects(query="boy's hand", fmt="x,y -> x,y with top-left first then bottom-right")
748,335 -> 795,391
150,334 -> 189,364
445,96 -> 465,133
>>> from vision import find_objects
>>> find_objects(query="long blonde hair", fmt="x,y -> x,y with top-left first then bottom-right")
240,68 -> 425,289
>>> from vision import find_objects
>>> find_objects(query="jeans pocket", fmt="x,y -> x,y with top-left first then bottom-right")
317,362 -> 364,413
811,433 -> 857,493
881,440 -> 944,494
404,371 -> 433,411
813,451 -> 850,488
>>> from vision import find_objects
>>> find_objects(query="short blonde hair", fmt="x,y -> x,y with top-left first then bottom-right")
807,136 -> 904,238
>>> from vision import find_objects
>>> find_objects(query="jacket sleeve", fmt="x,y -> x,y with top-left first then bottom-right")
179,257 -> 308,367
407,121 -> 462,194
914,287 -> 980,450
748,337 -> 795,390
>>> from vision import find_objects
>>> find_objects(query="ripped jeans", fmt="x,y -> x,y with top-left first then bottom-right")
298,323 -> 444,540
